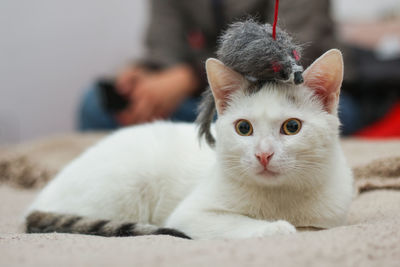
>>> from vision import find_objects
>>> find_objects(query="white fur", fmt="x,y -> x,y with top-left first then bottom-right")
27,82 -> 353,239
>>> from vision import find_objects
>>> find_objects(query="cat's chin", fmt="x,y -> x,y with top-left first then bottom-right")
257,169 -> 279,178
250,169 -> 285,186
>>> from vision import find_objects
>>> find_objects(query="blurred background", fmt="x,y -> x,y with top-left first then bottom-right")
1,0 -> 399,145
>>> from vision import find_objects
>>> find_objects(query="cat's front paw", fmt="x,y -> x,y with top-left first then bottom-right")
253,220 -> 296,237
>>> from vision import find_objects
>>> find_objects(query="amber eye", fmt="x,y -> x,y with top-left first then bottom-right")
235,119 -> 253,136
281,118 -> 302,135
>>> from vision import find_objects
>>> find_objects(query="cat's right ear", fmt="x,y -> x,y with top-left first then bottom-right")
206,58 -> 246,114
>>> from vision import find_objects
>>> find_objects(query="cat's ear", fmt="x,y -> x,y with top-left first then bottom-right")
206,58 -> 246,114
303,49 -> 344,114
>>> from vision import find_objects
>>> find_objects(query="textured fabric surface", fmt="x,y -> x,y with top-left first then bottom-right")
1,134 -> 400,266
0,133 -> 106,188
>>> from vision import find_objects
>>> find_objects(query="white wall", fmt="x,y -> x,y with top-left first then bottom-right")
332,0 -> 400,22
0,0 -> 148,144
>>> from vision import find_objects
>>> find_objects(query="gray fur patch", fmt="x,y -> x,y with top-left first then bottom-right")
196,89 -> 217,146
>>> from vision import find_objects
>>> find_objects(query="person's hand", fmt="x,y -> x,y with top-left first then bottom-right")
115,66 -> 150,96
116,65 -> 198,125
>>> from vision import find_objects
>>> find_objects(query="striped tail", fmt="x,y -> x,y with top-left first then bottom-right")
25,211 -> 191,239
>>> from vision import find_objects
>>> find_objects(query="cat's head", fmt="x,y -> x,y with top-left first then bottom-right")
206,49 -> 344,187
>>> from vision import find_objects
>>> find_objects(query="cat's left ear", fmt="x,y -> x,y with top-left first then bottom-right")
303,49 -> 344,114
206,58 -> 247,114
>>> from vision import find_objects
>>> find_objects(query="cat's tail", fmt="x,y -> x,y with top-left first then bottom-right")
25,211 -> 191,239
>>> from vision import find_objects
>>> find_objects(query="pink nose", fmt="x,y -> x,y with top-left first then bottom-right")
255,152 -> 274,168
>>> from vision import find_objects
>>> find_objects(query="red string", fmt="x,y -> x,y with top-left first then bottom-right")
272,0 -> 279,40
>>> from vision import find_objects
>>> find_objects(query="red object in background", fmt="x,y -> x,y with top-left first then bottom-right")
187,30 -> 205,51
356,101 -> 400,138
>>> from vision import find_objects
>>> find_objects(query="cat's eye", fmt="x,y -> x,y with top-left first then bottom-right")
235,119 -> 253,136
281,118 -> 302,135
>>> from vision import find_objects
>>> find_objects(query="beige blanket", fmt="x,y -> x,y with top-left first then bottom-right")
1,134 -> 400,266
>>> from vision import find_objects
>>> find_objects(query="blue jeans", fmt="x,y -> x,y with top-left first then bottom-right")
78,84 -> 200,131
338,91 -> 362,135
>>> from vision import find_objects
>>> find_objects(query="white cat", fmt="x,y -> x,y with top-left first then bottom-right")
25,49 -> 353,239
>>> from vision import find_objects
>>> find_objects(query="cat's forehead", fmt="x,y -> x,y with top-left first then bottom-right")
227,84 -> 320,120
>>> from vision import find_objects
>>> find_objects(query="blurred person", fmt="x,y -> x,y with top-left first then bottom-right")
339,18 -> 400,137
78,0 -> 370,135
